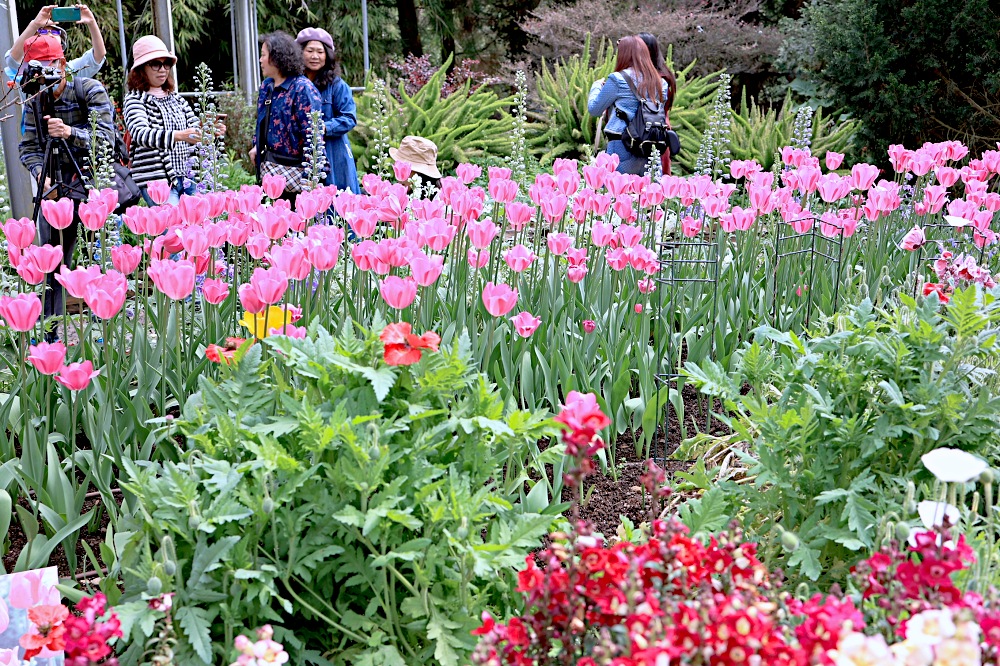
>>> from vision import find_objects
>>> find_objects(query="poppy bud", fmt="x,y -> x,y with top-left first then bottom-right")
146,575 -> 163,596
780,530 -> 799,552
894,522 -> 910,543
262,498 -> 274,514
980,469 -> 995,485
163,559 -> 176,576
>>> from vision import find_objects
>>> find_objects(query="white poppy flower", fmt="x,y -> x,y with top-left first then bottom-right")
920,448 -> 988,484
917,501 -> 960,529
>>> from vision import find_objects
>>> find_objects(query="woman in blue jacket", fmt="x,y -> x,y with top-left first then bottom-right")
296,27 -> 361,193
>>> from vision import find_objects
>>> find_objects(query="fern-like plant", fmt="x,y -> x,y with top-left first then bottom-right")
351,55 -> 517,175
728,90 -> 859,170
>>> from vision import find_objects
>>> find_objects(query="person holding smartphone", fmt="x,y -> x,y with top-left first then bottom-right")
4,4 -> 106,94
123,35 -> 225,205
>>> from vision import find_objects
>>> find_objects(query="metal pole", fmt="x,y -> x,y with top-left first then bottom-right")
0,0 -> 34,220
115,0 -> 128,80
151,0 -> 178,87
232,0 -> 256,102
230,0 -> 238,89
361,0 -> 369,75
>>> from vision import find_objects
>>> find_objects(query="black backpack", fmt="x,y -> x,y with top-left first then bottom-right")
615,74 -> 674,159
73,77 -> 142,212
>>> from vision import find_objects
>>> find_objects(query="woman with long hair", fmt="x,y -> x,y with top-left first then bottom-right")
638,32 -> 677,175
296,28 -> 360,194
249,31 -> 322,199
587,35 -> 671,175
123,35 -> 218,205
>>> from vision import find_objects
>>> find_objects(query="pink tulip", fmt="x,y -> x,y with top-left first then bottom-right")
16,261 -> 44,285
55,265 -> 102,299
380,276 -> 418,309
238,283 -> 266,313
489,178 -> 518,204
567,265 -> 588,283
638,279 -> 656,294
616,224 -> 643,248
546,233 -> 572,256
24,244 -> 63,273
506,203 -> 534,230
850,163 -> 880,191
503,244 -> 536,273
148,259 -> 196,300
178,195 -> 209,226
262,174 -> 286,199
681,216 -> 702,238
0,292 -> 41,332
268,324 -> 307,339
935,166 -> 960,189
201,278 -> 230,305
147,179 -> 172,205
84,270 -> 127,319
899,226 -> 927,251
467,249 -> 489,270
178,226 -> 208,257
111,244 -> 143,275
605,248 -> 629,271
482,282 -> 518,317
27,341 -> 66,375
511,311 -> 541,338
825,152 -> 845,171
634,303 -> 644,314
488,167 -> 512,181
456,163 -> 482,185
269,244 -> 311,281
2,217 -> 35,249
410,253 -> 444,287
249,267 -> 289,305
466,219 -> 500,249
295,191 -> 322,220
591,222 -> 615,247
702,196 -> 729,219
41,198 -> 74,230
582,319 -> 596,334
719,206 -> 756,232
78,200 -> 107,231
305,241 -> 340,272
393,161 -> 413,182
55,360 -> 100,391
539,193 -> 569,222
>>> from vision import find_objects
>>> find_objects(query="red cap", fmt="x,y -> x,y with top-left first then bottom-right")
23,33 -> 64,63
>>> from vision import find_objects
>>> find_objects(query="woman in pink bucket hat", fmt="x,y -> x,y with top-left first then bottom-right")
122,35 -> 225,205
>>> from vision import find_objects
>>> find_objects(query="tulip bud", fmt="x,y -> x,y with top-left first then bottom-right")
780,530 -> 799,552
262,498 -> 274,514
146,576 -> 163,596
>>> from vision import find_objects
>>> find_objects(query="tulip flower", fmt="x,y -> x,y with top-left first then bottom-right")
393,161 -> 413,183
246,233 -> 270,260
78,199 -> 108,231
146,179 -> 171,205
410,253 -> 444,287
380,276 -> 418,310
488,178 -> 518,204
84,271 -> 128,320
681,216 -> 702,238
40,198 -> 74,230
456,163 -> 482,185
201,278 -> 231,305
466,219 -> 499,249
825,151 -> 845,171
23,244 -> 62,274
0,293 -> 41,332
249,267 -> 289,305
567,266 -> 588,283
240,306 -> 295,339
110,244 -> 143,275
16,261 -> 44,285
268,324 -> 307,339
177,226 -> 208,257
261,174 -> 286,200
2,217 -> 35,249
506,203 -> 533,230
511,311 -> 541,338
269,244 -> 311,281
305,242 -> 340,272
503,244 -> 537,273
148,259 -> 196,300
899,226 -> 927,251
54,265 -> 102,299
27,341 -> 67,375
482,282 -> 518,317
55,360 -> 100,391
467,249 -> 489,270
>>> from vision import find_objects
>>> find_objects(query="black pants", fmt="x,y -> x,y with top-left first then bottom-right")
37,200 -> 81,335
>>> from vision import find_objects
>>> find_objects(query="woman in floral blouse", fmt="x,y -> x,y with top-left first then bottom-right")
249,31 -> 322,199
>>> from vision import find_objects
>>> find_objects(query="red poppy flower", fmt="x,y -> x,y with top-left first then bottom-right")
922,282 -> 950,303
21,603 -> 69,659
380,322 -> 440,366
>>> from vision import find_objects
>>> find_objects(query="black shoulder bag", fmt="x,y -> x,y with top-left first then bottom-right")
74,77 -> 142,212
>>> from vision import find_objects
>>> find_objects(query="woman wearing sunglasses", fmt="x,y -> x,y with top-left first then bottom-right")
123,35 -> 225,206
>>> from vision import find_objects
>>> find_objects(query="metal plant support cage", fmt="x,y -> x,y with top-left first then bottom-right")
651,233 -> 720,464
770,216 -> 844,331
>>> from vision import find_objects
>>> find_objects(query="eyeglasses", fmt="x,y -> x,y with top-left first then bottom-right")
35,27 -> 66,37
146,60 -> 171,71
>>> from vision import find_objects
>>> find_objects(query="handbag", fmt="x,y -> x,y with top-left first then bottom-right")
74,78 -> 142,212
257,89 -> 307,194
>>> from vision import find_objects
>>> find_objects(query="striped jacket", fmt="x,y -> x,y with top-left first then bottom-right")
123,91 -> 198,185
18,76 -> 115,183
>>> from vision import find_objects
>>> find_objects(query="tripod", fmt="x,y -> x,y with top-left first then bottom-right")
27,88 -> 90,341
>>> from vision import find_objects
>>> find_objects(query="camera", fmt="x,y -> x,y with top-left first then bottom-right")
20,60 -> 62,98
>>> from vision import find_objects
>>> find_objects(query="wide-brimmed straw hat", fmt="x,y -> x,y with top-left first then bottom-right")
131,35 -> 176,71
388,136 -> 441,179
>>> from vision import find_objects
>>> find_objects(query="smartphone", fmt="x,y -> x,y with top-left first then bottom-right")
215,113 -> 228,121
51,6 -> 81,22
